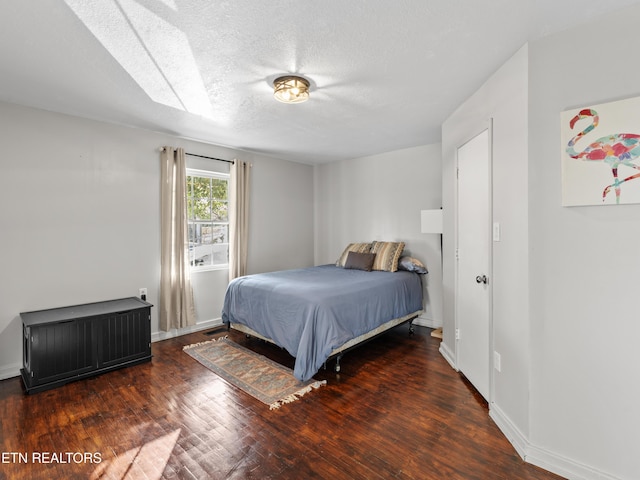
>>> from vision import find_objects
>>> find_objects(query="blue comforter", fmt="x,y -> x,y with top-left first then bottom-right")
221,264 -> 423,381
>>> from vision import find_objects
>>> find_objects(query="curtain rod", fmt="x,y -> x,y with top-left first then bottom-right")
159,147 -> 234,164
186,152 -> 234,164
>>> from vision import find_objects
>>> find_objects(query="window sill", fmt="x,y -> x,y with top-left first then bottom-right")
190,265 -> 229,273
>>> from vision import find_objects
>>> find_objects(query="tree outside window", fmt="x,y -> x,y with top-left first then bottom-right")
186,170 -> 229,269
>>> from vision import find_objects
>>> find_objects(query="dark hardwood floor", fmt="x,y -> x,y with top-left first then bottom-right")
0,325 -> 563,480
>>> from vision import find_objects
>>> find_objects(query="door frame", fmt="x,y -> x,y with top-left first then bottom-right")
453,118 -> 495,402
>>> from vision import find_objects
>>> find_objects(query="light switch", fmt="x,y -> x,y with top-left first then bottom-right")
493,222 -> 500,242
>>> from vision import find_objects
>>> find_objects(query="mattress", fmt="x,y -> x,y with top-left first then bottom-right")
222,264 -> 424,381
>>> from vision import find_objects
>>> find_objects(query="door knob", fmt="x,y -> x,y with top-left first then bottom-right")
475,275 -> 488,284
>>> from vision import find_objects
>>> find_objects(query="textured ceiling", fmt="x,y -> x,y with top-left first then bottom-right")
1,0 -> 639,164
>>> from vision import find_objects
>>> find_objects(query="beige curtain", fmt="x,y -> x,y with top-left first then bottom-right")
160,147 -> 196,331
229,160 -> 251,281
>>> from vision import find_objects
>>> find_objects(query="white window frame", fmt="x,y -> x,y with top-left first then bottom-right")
186,168 -> 230,272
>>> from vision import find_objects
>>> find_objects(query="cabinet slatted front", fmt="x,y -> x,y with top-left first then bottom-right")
99,308 -> 150,368
31,318 -> 95,385
21,297 -> 152,394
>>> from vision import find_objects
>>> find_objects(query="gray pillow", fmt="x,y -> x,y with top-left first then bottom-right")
344,251 -> 376,271
397,256 -> 428,274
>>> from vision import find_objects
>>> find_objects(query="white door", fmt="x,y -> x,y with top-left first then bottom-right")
456,127 -> 491,400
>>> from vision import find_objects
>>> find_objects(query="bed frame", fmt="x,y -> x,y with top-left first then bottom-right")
228,309 -> 423,373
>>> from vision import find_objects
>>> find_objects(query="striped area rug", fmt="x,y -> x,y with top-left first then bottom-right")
183,336 -> 326,409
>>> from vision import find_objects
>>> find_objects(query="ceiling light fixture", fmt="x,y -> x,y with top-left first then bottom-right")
273,75 -> 310,104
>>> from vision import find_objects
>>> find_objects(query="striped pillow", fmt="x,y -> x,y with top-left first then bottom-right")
370,241 -> 405,272
336,243 -> 372,267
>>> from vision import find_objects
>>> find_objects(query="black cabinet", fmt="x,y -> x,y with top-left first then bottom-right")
20,297 -> 152,394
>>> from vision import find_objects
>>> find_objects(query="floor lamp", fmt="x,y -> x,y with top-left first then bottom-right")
421,209 -> 443,339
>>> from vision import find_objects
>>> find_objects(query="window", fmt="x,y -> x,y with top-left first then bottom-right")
186,169 -> 229,270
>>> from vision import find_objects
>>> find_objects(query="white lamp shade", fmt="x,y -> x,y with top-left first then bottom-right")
421,209 -> 443,234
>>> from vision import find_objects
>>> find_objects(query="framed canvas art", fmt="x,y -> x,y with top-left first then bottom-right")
561,96 -> 640,206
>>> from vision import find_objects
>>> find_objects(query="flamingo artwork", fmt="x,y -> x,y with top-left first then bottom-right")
566,108 -> 640,204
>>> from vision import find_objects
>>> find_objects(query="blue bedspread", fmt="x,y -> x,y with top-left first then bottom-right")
221,264 -> 423,381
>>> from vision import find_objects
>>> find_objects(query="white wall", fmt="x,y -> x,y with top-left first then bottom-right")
248,155 -> 315,274
314,144 -> 443,326
443,5 -> 640,479
442,45 -> 531,441
0,101 -> 314,378
527,5 -> 640,479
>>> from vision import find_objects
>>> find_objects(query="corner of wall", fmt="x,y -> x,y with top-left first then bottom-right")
438,341 -> 456,371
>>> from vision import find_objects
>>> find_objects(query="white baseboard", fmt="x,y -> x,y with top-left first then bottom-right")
0,362 -> 22,381
489,403 -> 528,459
525,443 -> 622,480
490,403 -> 622,480
437,344 -> 623,480
413,313 -> 441,329
438,341 -> 457,371
151,318 -> 224,343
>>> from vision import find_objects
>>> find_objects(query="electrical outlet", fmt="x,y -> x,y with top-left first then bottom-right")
494,351 -> 502,372
139,288 -> 147,301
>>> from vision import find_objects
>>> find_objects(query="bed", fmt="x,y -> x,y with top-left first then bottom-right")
222,256 -> 425,381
